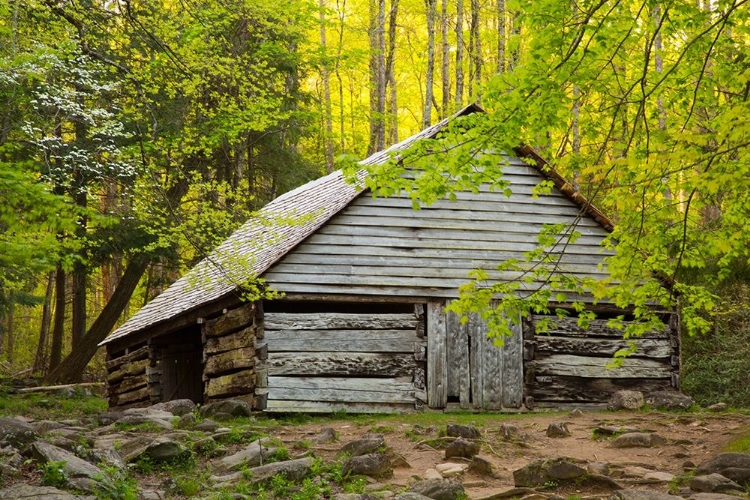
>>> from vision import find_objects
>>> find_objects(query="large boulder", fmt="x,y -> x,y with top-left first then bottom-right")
246,457 -> 313,483
689,473 -> 744,493
141,437 -> 188,463
446,424 -> 480,440
0,483 -> 94,500
0,418 -> 37,448
608,391 -> 644,411
342,453 -> 392,478
150,399 -> 196,416
513,458 -> 587,487
408,479 -> 465,500
199,399 -> 252,418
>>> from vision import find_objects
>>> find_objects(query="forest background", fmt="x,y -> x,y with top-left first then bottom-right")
0,0 -> 748,405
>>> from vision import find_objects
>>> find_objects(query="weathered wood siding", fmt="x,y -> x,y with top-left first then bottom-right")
258,309 -> 426,413
263,161 -> 613,299
524,315 -> 679,406
106,345 -> 150,409
433,301 -> 523,410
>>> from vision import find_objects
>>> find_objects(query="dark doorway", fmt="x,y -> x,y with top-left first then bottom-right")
156,329 -> 204,404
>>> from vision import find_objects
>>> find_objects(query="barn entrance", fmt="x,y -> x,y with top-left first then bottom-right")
257,301 -> 426,412
151,327 -> 204,404
427,300 -> 523,410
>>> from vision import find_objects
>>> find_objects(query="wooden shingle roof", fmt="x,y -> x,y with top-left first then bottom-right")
100,105 -> 481,346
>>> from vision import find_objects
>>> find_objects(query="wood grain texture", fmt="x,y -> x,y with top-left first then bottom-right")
531,316 -> 669,339
534,336 -> 672,358
204,369 -> 255,398
531,354 -> 673,378
262,330 -> 418,353
107,359 -> 148,384
529,376 -> 673,402
265,376 -> 420,403
204,303 -> 256,338
105,346 -> 149,372
427,301 -> 448,408
264,400 -> 416,413
502,319 -> 524,408
267,352 -> 416,377
204,326 -> 256,356
204,347 -> 256,376
264,312 -> 418,330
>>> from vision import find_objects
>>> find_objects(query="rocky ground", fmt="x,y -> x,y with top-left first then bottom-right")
0,390 -> 748,500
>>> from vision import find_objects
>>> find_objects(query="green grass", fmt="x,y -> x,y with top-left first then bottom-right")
0,391 -> 107,420
723,430 -> 750,453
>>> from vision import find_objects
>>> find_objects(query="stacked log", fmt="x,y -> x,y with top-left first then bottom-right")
106,345 -> 150,409
202,303 -> 261,405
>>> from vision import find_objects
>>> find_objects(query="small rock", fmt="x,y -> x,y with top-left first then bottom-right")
608,390 -> 645,411
31,421 -> 66,433
315,427 -> 337,444
176,413 -> 195,429
395,494 -> 434,500
90,448 -> 125,469
436,464 -> 466,478
684,461 -> 697,471
98,412 -> 124,426
143,437 -> 188,463
0,418 -> 37,448
645,391 -> 694,411
199,399 -> 253,418
499,424 -> 520,440
409,478 -> 465,500
689,493 -> 747,500
546,423 -> 571,438
707,403 -> 728,412
719,467 -> 750,485
513,458 -> 587,487
219,439 -> 275,470
689,473 -> 743,493
151,399 -> 196,416
446,424 -> 480,440
469,455 -> 493,476
587,462 -> 610,476
643,471 -> 675,482
594,425 -> 639,437
444,437 -> 479,459
342,453 -> 393,478
569,409 -> 584,418
341,434 -> 385,457
194,419 -> 219,432
31,441 -> 105,492
611,432 -> 666,448
610,489 -> 676,500
246,457 -> 313,483
425,468 -> 443,480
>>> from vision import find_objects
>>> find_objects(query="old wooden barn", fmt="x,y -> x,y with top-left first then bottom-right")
100,105 -> 680,413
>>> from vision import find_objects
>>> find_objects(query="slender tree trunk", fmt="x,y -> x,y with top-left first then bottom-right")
509,10 -> 520,70
49,266 -> 65,372
367,0 -> 386,154
468,0 -> 481,100
335,0 -> 347,151
71,92 -> 88,349
496,0 -> 505,73
5,303 -> 12,365
440,0 -> 450,116
455,0 -> 465,106
320,0 -> 335,172
385,0 -> 399,143
33,271 -> 55,375
423,0 -> 437,127
45,255 -> 150,385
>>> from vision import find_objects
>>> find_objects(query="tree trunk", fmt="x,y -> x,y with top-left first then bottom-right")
49,266 -> 65,372
496,0 -> 505,73
367,0 -> 386,154
5,302 -> 12,365
33,271 -> 55,375
469,0 -> 481,100
385,0 -> 399,144
45,255 -> 149,385
509,10 -> 520,70
440,0 -> 450,116
455,0 -> 465,106
423,0 -> 437,127
320,0 -> 335,173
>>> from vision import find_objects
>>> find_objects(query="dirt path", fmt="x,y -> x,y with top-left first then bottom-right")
275,410 -> 750,498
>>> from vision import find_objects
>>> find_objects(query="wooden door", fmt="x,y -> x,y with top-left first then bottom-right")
428,300 -> 523,409
161,345 -> 204,403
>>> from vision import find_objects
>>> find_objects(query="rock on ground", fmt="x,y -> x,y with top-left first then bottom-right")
341,434 -> 385,457
695,452 -> 750,485
0,418 -> 37,447
610,489 -> 677,500
150,399 -> 195,416
219,438 -> 275,470
342,453 -> 393,478
513,458 -> 587,487
0,483 -> 95,500
199,399 -> 252,418
315,427 -> 337,444
611,432 -> 666,448
408,479 -> 465,500
546,423 -> 571,438
446,424 -> 480,439
142,437 -> 188,463
689,473 -> 744,493
444,437 -> 479,459
31,441 -> 105,492
645,391 -> 694,410
608,391 -> 645,411
247,457 -> 313,483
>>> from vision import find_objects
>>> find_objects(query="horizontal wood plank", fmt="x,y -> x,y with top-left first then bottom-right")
204,369 -> 255,398
534,337 -> 673,358
263,329 -> 418,353
203,303 -> 256,338
267,352 -> 417,377
264,312 -> 417,330
531,354 -> 673,378
264,400 -> 416,413
529,375 -> 673,403
107,359 -> 148,384
205,326 -> 256,356
351,193 -> 587,212
266,376 -> 419,403
106,346 -> 149,372
204,347 -> 256,376
532,316 -> 669,339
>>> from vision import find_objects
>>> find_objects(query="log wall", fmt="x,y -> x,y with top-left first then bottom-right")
201,302 -> 262,408
523,314 -> 679,407
257,307 -> 426,413
106,345 -> 150,409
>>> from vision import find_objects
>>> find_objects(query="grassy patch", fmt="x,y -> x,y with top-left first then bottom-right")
0,391 -> 107,420
723,430 -> 750,453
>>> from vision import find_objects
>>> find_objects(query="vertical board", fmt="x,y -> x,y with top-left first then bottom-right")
427,301 -> 448,408
468,313 -> 483,409
481,319 -> 503,410
502,317 -> 523,408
